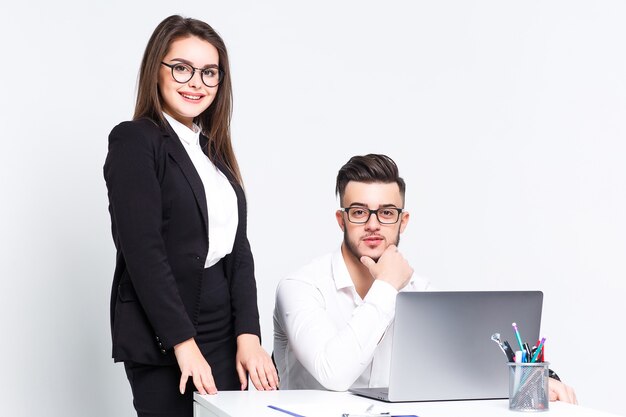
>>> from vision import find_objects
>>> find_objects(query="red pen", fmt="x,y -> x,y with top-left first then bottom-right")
531,338 -> 546,363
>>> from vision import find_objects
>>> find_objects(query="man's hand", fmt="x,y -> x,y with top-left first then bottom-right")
173,338 -> 217,395
235,334 -> 279,391
549,378 -> 578,404
360,244 -> 413,291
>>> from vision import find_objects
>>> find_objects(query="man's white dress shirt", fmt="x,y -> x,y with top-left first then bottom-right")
164,113 -> 238,268
273,247 -> 431,391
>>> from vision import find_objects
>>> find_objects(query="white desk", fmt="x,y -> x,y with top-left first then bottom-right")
194,390 -> 622,417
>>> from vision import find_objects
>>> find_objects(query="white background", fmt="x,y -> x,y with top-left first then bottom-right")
0,1 -> 624,416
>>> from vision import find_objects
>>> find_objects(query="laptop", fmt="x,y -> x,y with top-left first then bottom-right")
349,291 -> 543,402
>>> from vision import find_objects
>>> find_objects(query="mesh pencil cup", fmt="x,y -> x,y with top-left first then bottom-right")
507,362 -> 550,412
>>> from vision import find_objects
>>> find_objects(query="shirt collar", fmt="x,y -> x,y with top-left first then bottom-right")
331,246 -> 355,291
163,112 -> 201,146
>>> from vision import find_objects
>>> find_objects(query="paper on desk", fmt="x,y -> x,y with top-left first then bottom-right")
268,402 -> 378,417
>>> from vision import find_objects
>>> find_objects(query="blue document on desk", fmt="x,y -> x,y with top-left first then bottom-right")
349,291 -> 543,402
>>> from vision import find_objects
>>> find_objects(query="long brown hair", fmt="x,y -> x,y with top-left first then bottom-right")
134,15 -> 242,184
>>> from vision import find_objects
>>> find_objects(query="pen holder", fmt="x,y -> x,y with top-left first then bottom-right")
507,362 -> 550,412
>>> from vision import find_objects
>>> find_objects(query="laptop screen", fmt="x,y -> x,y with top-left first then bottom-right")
387,291 -> 543,402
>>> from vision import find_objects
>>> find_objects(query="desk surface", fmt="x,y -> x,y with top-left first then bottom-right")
193,390 -> 622,417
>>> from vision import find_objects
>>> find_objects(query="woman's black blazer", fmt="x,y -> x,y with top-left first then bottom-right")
104,118 -> 260,366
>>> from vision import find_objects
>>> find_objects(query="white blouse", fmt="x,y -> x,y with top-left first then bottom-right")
163,113 -> 238,268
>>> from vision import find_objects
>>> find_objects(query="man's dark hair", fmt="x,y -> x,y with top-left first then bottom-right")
335,154 -> 406,206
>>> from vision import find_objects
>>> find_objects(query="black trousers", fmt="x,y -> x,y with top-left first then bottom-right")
124,261 -> 240,417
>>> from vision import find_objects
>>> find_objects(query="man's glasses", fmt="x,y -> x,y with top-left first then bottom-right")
161,62 -> 224,88
340,207 -> 403,224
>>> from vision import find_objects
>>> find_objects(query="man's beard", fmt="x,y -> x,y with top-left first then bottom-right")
343,228 -> 401,263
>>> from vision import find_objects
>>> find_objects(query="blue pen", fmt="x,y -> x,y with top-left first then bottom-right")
267,405 -> 306,417
512,322 -> 525,353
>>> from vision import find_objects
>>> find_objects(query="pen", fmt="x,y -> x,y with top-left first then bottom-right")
341,414 -> 388,417
531,337 -> 546,363
267,405 -> 306,417
512,322 -> 525,352
342,415 -> 417,417
523,342 -> 532,363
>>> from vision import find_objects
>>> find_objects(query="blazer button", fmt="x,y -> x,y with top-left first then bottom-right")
155,336 -> 160,342
160,348 -> 167,355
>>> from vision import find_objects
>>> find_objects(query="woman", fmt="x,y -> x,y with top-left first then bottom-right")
104,15 -> 278,416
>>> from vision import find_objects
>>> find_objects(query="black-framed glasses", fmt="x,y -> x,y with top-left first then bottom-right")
161,62 -> 224,88
340,207 -> 404,224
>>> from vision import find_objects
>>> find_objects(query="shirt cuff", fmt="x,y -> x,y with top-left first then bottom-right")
363,280 -> 399,319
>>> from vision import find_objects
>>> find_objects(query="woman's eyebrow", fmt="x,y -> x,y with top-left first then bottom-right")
169,57 -> 219,69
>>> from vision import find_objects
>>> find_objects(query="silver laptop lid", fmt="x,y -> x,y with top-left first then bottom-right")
388,291 -> 543,402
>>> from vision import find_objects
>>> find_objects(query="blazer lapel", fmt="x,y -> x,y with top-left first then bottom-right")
162,125 -> 209,233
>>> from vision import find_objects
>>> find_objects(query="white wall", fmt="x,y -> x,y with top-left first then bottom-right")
1,1 -> 624,416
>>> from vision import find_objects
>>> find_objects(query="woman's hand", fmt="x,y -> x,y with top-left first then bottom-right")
235,334 -> 279,391
549,378 -> 578,404
174,338 -> 217,395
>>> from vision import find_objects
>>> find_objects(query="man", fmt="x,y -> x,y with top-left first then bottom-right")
273,154 -> 577,403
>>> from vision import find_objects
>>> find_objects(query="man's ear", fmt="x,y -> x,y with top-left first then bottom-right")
335,210 -> 345,231
399,211 -> 410,234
